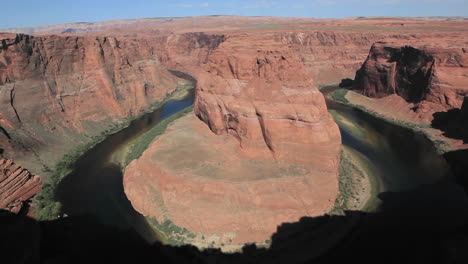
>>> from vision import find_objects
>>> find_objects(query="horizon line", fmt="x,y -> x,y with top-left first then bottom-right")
2,14 -> 467,30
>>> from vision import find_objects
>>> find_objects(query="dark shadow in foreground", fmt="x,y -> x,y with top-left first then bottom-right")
444,149 -> 468,193
431,97 -> 468,192
431,97 -> 468,144
2,182 -> 468,264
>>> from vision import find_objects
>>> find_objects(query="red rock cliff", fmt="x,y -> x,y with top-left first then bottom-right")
0,158 -> 41,214
124,33 -> 342,247
195,34 -> 341,169
353,42 -> 468,121
0,33 -> 182,129
0,33 -> 193,171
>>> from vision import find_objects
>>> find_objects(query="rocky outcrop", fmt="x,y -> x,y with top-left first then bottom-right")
125,114 -> 341,248
353,42 -> 468,122
125,33 -> 342,248
195,34 -> 341,168
0,158 -> 41,214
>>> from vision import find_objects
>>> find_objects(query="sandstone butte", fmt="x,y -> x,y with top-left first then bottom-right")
124,33 -> 342,247
0,16 -> 466,232
352,41 -> 468,123
121,19 -> 468,247
0,158 -> 41,214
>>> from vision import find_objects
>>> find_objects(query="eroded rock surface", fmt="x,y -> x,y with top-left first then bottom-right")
0,33 -> 187,171
124,34 -> 341,248
195,34 -> 341,168
0,158 -> 41,214
353,42 -> 468,122
125,113 -> 340,249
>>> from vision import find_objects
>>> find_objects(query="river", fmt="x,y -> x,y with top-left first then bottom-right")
321,86 -> 452,210
54,81 -> 452,244
55,71 -> 195,242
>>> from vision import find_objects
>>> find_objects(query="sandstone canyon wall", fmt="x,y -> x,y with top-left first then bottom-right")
353,42 -> 468,122
0,33 -> 192,172
279,31 -> 385,85
0,31 -> 227,218
1,29 -> 380,173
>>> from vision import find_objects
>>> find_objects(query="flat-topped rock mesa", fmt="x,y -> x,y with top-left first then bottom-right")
195,34 -> 341,168
0,158 -> 41,214
352,42 -> 468,122
124,34 -> 342,248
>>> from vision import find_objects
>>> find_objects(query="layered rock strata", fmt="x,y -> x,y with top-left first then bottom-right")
353,42 -> 468,122
0,158 -> 41,214
195,34 -> 341,168
124,34 -> 341,248
0,33 -> 187,171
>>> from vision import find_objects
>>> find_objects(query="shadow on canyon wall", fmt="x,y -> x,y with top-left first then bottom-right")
443,149 -> 468,193
2,181 -> 468,264
431,102 -> 468,192
432,108 -> 468,144
339,78 -> 353,88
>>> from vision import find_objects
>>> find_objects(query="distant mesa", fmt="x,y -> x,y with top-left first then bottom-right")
61,28 -> 76,34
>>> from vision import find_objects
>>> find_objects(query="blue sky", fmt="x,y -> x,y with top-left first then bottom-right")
2,0 -> 467,28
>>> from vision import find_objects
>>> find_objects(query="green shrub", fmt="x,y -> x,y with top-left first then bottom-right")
330,89 -> 349,104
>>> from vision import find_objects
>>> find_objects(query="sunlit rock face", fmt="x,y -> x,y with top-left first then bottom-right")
124,33 -> 341,249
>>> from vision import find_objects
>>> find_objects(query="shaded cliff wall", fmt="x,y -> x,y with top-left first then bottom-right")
353,42 -> 468,121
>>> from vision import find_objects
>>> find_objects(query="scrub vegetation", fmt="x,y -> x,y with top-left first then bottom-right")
146,217 -> 197,246
330,147 -> 378,214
